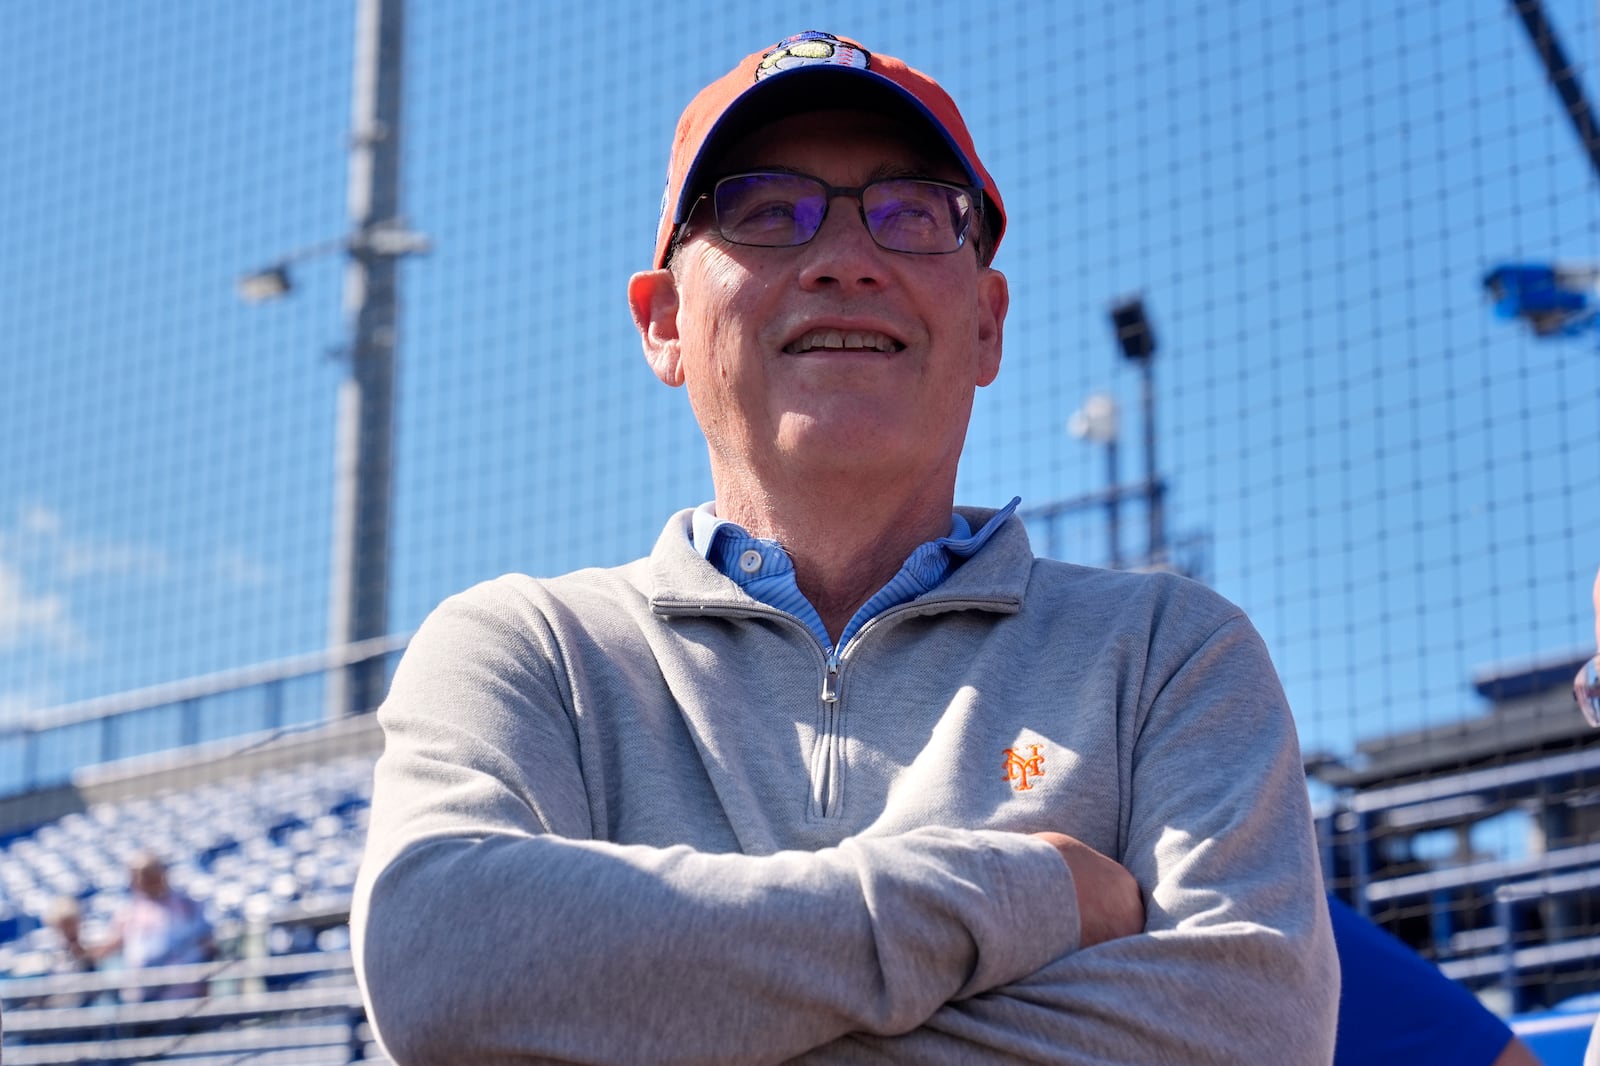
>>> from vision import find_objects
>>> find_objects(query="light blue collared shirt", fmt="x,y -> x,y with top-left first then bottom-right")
690,497 -> 1022,652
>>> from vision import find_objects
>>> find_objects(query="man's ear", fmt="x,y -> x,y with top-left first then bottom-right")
628,269 -> 683,387
975,267 -> 1009,387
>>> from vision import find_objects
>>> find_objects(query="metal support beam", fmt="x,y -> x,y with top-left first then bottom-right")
1511,0 -> 1600,185
327,0 -> 405,719
1137,360 -> 1164,566
1105,436 -> 1122,570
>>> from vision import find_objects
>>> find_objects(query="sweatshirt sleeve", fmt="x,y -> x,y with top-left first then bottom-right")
789,613 -> 1340,1065
350,582 -> 1079,1066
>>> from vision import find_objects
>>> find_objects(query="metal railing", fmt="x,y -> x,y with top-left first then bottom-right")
1,948 -> 379,1065
0,634 -> 410,801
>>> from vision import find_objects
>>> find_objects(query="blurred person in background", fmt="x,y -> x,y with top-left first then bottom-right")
29,895 -> 99,1009
90,851 -> 213,1001
42,895 -> 93,976
354,29 -> 1336,1065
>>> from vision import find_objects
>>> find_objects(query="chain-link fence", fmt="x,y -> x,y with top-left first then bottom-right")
2,1 -> 1597,1058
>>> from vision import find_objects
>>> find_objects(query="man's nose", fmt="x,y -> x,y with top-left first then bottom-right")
796,195 -> 886,291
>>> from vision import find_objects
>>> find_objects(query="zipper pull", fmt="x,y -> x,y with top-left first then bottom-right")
820,650 -> 841,704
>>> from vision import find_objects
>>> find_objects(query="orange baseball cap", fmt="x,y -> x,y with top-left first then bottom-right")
653,30 -> 1005,268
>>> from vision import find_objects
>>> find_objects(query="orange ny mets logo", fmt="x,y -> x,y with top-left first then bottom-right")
1002,745 -> 1046,791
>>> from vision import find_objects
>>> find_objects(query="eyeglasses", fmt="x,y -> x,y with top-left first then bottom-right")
693,171 -> 980,256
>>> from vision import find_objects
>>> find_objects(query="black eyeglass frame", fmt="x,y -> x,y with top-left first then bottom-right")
670,170 -> 984,261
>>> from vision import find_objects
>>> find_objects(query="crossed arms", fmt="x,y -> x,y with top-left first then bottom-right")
353,574 -> 1338,1064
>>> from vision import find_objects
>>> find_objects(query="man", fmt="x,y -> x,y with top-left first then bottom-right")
93,852 -> 213,1001
353,30 -> 1338,1064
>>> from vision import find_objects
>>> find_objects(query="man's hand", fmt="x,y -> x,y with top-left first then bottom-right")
1032,832 -> 1145,948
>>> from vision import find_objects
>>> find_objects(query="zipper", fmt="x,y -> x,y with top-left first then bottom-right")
811,647 -> 844,819
820,648 -> 842,704
806,599 -> 1011,818
654,595 -> 1016,820
653,602 -> 844,817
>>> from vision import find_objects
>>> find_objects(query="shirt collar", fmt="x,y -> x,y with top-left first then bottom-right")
687,498 -> 1020,649
690,498 -> 1021,591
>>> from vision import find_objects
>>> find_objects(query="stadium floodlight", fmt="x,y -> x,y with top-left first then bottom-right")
236,265 -> 293,304
1482,261 -> 1600,338
235,238 -> 340,306
1108,295 -> 1157,361
1068,392 -> 1119,444
1106,294 -> 1163,564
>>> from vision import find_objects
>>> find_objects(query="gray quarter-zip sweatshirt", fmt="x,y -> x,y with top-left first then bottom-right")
353,507 -> 1338,1065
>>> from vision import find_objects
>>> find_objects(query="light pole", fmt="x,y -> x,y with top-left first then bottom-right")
1108,295 -> 1165,567
1020,295 -> 1176,573
238,0 -> 427,719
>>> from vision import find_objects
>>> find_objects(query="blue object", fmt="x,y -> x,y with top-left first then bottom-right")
1512,997 -> 1600,1066
1483,262 -> 1600,338
1330,895 -> 1515,1066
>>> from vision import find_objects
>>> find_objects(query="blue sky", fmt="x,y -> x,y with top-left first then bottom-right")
2,2 -> 1598,772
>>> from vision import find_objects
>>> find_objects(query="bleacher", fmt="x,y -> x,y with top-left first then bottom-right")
1314,652 -> 1600,1018
0,738 -> 384,1063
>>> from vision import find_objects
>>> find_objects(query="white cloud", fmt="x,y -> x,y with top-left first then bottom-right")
5,502 -> 170,580
57,538 -> 170,580
213,548 -> 273,587
0,560 -> 83,653
20,504 -> 61,536
0,502 -> 170,658
0,684 -> 63,728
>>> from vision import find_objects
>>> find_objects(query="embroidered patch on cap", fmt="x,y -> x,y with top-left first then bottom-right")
755,31 -> 870,82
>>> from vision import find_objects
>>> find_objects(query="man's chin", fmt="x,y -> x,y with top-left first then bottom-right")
776,422 -> 929,474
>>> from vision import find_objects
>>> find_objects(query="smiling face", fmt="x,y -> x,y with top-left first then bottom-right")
631,110 -> 1008,517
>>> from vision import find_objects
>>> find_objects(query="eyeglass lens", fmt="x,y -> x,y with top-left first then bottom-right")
712,172 -> 973,254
